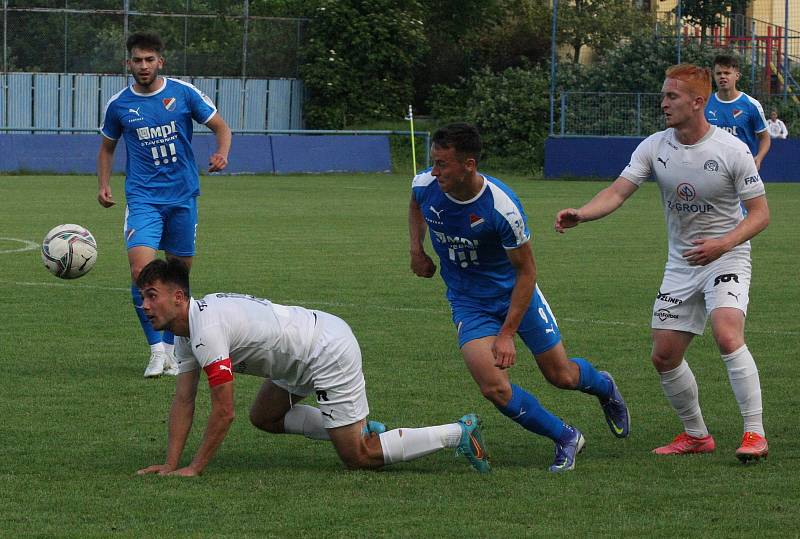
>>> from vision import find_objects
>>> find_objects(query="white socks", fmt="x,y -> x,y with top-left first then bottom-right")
722,345 -> 764,436
283,404 -> 330,440
379,424 -> 462,465
659,360 -> 709,438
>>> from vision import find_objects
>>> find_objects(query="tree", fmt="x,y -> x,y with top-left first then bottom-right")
557,0 -> 652,63
298,0 -> 429,128
678,0 -> 750,43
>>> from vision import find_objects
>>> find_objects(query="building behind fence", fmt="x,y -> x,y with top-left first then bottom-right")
0,2 -> 308,133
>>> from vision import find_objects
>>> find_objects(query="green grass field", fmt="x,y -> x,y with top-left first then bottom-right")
1,173 -> 798,538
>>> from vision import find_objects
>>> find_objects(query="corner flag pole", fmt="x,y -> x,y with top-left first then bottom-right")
406,105 -> 417,175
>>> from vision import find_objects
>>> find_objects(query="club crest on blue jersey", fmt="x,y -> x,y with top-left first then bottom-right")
163,97 -> 177,111
469,213 -> 484,228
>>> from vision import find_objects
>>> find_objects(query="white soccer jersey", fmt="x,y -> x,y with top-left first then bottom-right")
621,126 -> 766,268
174,293 -> 318,386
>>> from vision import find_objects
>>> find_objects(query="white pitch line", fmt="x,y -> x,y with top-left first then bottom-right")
0,237 -> 39,254
2,279 -> 798,337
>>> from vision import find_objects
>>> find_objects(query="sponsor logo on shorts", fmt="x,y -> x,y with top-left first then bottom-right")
657,290 -> 683,305
321,409 -> 334,419
654,308 -> 679,322
727,291 -> 741,302
713,273 -> 739,286
316,390 -> 329,402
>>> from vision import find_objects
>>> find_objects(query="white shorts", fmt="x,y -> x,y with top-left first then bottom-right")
272,311 -> 370,429
652,257 -> 751,335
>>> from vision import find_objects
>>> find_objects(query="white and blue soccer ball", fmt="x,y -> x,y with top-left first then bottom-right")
41,224 -> 98,279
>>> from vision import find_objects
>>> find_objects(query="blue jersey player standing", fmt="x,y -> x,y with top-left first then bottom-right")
408,123 -> 630,472
705,54 -> 770,170
97,32 -> 232,378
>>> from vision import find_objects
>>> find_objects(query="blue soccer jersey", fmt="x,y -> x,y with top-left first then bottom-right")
100,77 -> 217,204
705,92 -> 767,156
412,170 -> 530,300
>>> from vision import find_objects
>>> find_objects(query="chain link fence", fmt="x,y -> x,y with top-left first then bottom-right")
2,1 -> 307,77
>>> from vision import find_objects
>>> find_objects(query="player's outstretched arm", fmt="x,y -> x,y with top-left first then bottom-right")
206,114 -> 232,173
137,369 -> 200,476
554,177 -> 638,233
96,137 -> 118,208
408,196 -> 436,278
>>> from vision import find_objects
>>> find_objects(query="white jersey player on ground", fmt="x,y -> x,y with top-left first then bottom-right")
555,64 -> 771,463
133,258 -> 490,476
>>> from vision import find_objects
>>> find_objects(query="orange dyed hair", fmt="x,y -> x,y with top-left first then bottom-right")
665,64 -> 712,101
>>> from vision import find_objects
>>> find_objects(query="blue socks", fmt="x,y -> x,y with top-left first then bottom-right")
131,283 -> 163,346
495,384 -> 566,441
570,357 -> 612,400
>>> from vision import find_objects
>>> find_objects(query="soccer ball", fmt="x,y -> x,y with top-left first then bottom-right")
41,224 -> 98,279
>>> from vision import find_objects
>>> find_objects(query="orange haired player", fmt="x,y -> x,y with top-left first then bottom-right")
555,64 -> 771,463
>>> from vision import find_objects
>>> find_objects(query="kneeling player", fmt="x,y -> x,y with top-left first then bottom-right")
134,258 -> 489,476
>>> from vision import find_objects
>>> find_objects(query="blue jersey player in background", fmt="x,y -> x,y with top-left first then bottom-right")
97,32 -> 232,378
705,54 -> 770,170
408,123 -> 630,472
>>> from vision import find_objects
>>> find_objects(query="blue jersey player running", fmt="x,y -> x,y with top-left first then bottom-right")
97,32 -> 232,378
408,123 -> 630,472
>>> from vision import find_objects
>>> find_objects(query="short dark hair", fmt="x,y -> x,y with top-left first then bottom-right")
126,32 -> 164,56
432,123 -> 482,162
713,53 -> 739,70
136,258 -> 190,297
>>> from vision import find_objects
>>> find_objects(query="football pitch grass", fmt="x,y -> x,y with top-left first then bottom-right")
1,173 -> 798,538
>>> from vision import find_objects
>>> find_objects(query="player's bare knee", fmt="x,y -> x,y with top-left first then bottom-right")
715,334 -> 744,355
249,408 -> 282,433
480,382 -> 512,406
651,351 -> 679,372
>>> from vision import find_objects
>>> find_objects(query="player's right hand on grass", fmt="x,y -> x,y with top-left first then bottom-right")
410,251 -> 436,278
97,186 -> 116,208
554,208 -> 581,233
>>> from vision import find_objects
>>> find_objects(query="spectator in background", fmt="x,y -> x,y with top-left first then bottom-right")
767,110 -> 788,139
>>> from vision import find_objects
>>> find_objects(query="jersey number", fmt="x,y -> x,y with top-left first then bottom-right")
151,143 -> 177,166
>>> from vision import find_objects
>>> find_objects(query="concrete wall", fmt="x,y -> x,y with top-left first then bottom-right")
545,136 -> 800,182
0,133 -> 391,175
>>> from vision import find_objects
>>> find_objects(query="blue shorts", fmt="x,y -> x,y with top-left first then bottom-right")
450,286 -> 562,355
123,198 -> 198,256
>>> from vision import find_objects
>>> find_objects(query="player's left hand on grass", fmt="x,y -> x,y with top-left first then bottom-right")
492,334 -> 516,369
208,153 -> 228,173
682,237 -> 728,266
136,464 -> 176,476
